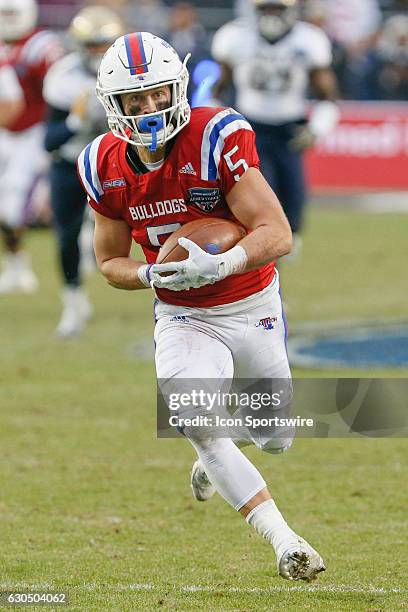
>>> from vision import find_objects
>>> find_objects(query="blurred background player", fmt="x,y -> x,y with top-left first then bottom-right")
167,1 -> 210,100
0,42 -> 25,128
324,0 -> 382,94
120,0 -> 168,40
211,0 -> 339,252
43,6 -> 123,337
0,0 -> 62,293
370,13 -> 408,100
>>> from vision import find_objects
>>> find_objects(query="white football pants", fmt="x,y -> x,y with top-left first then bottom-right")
0,123 -> 47,228
154,275 -> 294,509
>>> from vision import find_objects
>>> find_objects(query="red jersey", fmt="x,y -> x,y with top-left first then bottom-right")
0,40 -> 7,68
78,107 -> 276,308
0,42 -> 22,100
4,29 -> 62,132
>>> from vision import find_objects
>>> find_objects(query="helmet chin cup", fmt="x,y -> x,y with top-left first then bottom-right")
138,115 -> 165,152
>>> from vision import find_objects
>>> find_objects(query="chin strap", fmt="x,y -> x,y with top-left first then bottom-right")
138,115 -> 164,152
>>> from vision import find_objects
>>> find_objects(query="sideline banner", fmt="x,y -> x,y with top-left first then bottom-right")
305,102 -> 408,191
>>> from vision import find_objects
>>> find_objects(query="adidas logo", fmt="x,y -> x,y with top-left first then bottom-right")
179,162 -> 197,175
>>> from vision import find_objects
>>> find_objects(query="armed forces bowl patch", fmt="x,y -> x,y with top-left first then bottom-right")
187,187 -> 221,212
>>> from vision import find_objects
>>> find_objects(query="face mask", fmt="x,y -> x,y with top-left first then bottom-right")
257,6 -> 297,42
258,13 -> 287,41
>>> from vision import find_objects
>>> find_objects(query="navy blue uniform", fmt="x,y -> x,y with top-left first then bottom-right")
43,52 -> 106,285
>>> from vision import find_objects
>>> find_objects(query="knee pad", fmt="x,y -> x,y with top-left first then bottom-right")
163,380 -> 234,443
258,433 -> 294,454
249,422 -> 295,455
180,406 -> 229,444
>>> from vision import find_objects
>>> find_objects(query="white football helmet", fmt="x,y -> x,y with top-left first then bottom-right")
0,0 -> 38,41
69,6 -> 124,75
96,32 -> 191,151
253,0 -> 298,43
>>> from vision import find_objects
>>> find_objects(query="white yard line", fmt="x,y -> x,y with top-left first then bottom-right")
1,582 -> 404,595
180,584 -> 404,595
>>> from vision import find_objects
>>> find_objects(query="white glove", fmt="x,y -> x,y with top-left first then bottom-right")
308,100 -> 340,141
150,237 -> 248,292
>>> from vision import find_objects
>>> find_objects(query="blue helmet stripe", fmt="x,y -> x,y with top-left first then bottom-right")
137,32 -> 147,68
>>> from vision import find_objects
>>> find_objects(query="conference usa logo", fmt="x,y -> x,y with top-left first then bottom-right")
187,187 -> 220,213
256,316 -> 278,331
103,177 -> 126,189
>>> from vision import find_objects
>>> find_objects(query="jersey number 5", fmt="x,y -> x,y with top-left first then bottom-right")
223,145 -> 248,182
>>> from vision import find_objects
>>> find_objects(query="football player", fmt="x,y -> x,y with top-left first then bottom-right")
78,32 -> 325,582
0,0 -> 62,293
375,14 -> 408,100
0,42 -> 24,128
43,6 -> 123,337
211,0 -> 339,249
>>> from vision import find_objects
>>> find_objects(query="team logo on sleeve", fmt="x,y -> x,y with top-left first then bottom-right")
187,187 -> 221,212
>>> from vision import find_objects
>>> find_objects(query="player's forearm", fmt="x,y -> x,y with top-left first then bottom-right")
212,63 -> 233,102
309,67 -> 338,101
226,169 -> 293,270
99,257 -> 150,290
0,99 -> 24,128
238,224 -> 293,270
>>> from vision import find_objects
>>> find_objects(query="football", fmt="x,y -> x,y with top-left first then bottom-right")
156,218 -> 247,271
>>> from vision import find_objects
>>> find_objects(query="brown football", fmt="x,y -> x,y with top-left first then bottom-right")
156,218 -> 246,273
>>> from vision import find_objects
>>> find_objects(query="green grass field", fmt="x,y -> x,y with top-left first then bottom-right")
1,208 -> 407,610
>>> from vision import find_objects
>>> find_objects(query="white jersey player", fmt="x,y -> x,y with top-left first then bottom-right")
43,53 -> 107,163
212,0 -> 339,238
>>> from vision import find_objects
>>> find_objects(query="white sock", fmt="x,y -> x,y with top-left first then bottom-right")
245,499 -> 299,556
